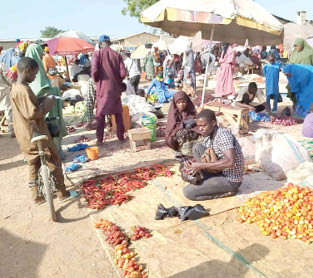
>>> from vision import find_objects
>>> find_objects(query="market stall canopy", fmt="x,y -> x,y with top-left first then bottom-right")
46,37 -> 94,55
56,30 -> 95,45
284,23 -> 313,51
141,0 -> 284,45
131,44 -> 150,59
152,35 -> 175,50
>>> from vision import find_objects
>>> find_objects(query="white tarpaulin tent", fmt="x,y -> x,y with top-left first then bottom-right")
131,44 -> 150,59
152,35 -> 175,50
169,32 -> 208,55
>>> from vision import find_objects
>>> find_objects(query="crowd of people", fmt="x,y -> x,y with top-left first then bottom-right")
1,34 -> 313,204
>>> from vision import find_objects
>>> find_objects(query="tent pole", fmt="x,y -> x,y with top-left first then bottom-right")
64,55 -> 71,82
201,25 -> 215,107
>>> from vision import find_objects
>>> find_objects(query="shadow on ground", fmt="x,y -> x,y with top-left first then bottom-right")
168,243 -> 269,278
0,228 -> 47,278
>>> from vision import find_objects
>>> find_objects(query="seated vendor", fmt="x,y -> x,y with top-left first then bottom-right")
302,103 -> 313,138
235,82 -> 266,112
165,91 -> 199,155
147,71 -> 175,104
183,109 -> 244,201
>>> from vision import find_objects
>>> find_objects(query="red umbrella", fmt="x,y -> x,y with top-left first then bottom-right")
46,37 -> 94,55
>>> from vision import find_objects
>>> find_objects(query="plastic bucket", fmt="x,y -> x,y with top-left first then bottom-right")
141,115 -> 156,142
86,147 -> 99,160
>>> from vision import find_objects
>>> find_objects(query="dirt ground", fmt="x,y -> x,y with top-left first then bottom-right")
1,79 -> 313,277
0,134 -> 118,278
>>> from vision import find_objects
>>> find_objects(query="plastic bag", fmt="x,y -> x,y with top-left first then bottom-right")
155,203 -> 208,221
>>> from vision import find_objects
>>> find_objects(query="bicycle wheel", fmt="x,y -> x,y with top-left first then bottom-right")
39,165 -> 57,222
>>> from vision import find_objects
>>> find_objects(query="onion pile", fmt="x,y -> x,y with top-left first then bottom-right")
271,116 -> 301,126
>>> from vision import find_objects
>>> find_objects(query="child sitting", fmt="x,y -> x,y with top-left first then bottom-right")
263,53 -> 281,114
10,57 -> 74,204
235,82 -> 266,112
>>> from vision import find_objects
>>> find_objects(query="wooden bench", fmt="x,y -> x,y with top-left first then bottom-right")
127,127 -> 152,152
203,102 -> 249,134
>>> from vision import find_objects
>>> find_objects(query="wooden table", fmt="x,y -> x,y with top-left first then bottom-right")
203,102 -> 250,134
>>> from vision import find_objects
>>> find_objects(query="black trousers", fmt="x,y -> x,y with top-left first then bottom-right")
129,75 -> 141,94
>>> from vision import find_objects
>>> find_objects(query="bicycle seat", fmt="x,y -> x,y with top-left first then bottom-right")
31,135 -> 48,143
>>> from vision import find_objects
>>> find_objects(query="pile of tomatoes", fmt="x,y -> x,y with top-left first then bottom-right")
82,164 -> 172,210
130,226 -> 152,241
237,183 -> 313,244
96,219 -> 149,278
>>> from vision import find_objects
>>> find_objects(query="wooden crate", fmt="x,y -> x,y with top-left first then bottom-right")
127,127 -> 151,152
203,102 -> 249,134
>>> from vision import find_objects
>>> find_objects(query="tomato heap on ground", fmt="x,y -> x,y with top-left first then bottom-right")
237,183 -> 313,244
82,164 -> 172,210
96,219 -> 149,278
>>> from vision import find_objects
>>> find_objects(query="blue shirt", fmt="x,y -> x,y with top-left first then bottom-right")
264,62 -> 280,96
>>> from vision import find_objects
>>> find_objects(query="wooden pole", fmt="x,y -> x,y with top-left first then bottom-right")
64,55 -> 71,82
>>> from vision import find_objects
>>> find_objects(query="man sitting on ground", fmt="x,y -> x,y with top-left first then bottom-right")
183,109 -> 244,201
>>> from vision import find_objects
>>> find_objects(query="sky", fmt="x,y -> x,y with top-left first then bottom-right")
0,0 -> 312,39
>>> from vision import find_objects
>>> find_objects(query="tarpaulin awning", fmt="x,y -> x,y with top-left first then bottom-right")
141,0 -> 284,46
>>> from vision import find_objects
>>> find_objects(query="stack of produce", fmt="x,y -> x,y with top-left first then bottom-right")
237,183 -> 313,244
82,164 -> 172,210
95,219 -> 148,278
271,116 -> 301,126
130,226 -> 152,241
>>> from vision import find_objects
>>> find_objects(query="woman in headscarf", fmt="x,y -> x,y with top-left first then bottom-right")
283,64 -> 313,118
215,43 -> 236,97
25,43 -> 67,159
287,38 -> 313,109
165,91 -> 198,153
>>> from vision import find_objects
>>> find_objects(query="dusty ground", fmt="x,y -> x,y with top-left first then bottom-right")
1,77 -> 313,278
0,134 -> 118,278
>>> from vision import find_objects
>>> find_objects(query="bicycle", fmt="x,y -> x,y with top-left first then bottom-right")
31,133 -> 57,222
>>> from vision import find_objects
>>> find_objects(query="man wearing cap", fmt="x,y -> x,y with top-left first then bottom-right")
91,35 -> 126,145
42,46 -> 59,87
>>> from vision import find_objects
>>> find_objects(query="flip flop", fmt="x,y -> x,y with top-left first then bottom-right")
58,190 -> 80,203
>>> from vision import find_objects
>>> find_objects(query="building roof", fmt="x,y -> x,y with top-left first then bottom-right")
111,32 -> 159,42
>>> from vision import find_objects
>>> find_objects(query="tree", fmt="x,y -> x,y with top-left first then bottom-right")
121,0 -> 158,21
40,26 -> 64,38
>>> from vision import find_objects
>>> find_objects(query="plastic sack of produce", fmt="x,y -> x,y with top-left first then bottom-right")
255,129 -> 311,180
287,162 -> 313,189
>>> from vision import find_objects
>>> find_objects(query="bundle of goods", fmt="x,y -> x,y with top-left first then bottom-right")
121,93 -> 156,116
96,219 -> 148,278
249,111 -> 270,122
271,116 -> 302,126
82,164 -> 172,210
237,183 -> 313,244
254,129 -> 310,180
